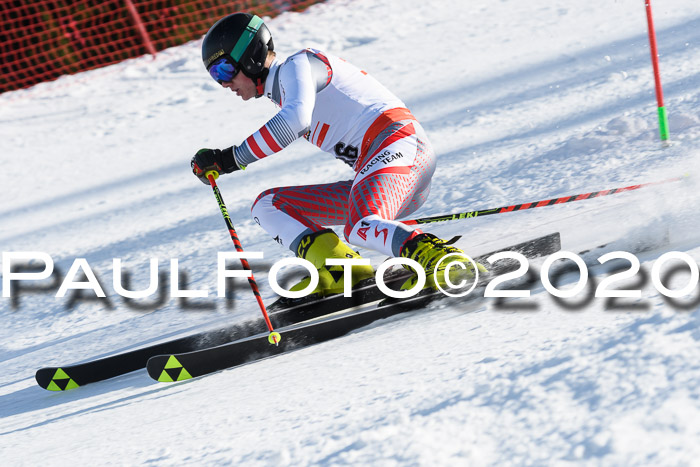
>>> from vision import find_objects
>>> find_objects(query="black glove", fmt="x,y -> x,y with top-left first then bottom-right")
191,146 -> 240,184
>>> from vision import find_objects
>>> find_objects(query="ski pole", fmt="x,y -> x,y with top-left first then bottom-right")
644,0 -> 670,144
402,175 -> 685,225
205,170 -> 281,345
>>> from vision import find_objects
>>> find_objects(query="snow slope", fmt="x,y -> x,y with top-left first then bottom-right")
2,0 -> 700,464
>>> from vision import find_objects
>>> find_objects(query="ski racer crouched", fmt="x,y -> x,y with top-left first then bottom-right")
191,13 -> 486,297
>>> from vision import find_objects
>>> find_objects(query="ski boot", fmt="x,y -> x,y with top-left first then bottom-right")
290,229 -> 375,297
398,232 -> 487,292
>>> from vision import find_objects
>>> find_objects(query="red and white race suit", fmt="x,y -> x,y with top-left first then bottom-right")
240,49 -> 436,257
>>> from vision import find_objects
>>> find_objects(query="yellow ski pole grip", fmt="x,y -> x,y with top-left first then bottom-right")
205,170 -> 219,180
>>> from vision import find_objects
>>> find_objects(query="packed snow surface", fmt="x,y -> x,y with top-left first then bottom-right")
2,0 -> 700,464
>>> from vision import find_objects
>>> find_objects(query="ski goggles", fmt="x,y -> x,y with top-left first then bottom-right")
208,57 -> 239,83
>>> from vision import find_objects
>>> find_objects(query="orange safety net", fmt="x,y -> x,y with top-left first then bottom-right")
0,0 -> 322,94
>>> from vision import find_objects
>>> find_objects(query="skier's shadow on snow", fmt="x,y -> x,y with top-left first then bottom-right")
0,371 -> 180,436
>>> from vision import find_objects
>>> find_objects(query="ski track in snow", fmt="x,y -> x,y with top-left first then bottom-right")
1,0 -> 700,464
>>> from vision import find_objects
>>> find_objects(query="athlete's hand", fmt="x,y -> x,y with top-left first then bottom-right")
191,147 -> 240,184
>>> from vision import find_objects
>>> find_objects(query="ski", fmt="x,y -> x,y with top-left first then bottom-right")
36,232 -> 560,391
146,232 -> 562,383
34,268 -> 412,391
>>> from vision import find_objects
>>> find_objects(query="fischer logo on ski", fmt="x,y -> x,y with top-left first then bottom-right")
157,356 -> 193,382
45,368 -> 79,391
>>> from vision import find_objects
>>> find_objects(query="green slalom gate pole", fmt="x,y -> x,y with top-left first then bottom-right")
644,0 -> 670,143
206,170 -> 281,345
402,176 -> 685,226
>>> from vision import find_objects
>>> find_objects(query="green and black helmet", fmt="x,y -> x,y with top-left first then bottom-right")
202,13 -> 274,91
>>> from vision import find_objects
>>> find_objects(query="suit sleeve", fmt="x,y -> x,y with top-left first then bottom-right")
234,54 -> 317,167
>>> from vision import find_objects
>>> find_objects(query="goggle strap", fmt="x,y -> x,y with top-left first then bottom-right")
230,15 -> 264,63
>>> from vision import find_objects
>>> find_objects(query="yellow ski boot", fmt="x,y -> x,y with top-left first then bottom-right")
291,229 -> 375,297
399,233 -> 487,292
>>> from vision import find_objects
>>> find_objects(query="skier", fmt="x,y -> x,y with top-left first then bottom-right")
191,12 -> 485,297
